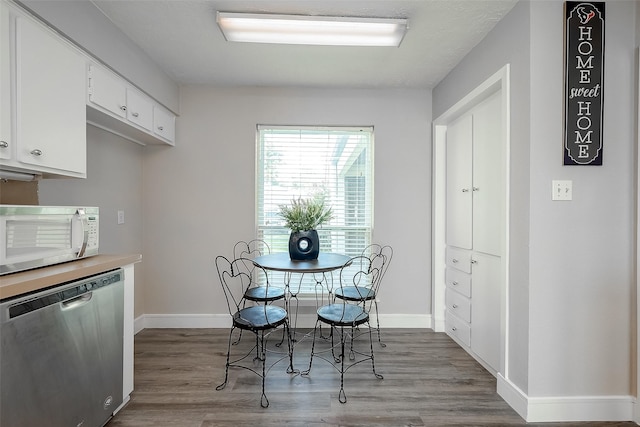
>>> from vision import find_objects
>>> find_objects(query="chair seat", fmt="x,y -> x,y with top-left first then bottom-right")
317,303 -> 369,327
244,285 -> 285,302
233,305 -> 287,330
334,286 -> 375,302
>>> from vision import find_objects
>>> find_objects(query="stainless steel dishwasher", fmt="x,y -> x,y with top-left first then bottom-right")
0,269 -> 124,427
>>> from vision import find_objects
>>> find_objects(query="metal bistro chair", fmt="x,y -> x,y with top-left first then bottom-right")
232,240 -> 286,348
302,255 -> 384,403
233,239 -> 285,304
215,255 -> 293,408
334,244 -> 393,347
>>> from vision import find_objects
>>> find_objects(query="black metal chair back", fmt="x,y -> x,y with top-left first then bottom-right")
335,244 -> 393,346
214,255 -> 292,407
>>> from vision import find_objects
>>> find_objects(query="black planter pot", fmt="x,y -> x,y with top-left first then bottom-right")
288,230 -> 320,260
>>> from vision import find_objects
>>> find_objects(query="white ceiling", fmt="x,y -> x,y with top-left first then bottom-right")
91,0 -> 518,89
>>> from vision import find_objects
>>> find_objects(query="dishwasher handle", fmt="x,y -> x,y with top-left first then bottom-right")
61,293 -> 93,310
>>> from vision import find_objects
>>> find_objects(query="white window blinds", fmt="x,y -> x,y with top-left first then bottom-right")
256,126 -> 374,289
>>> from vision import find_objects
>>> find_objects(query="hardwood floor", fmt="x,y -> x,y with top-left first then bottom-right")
108,328 -> 635,427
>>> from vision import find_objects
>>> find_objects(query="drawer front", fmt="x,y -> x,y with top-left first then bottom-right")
446,288 -> 471,323
445,311 -> 471,347
446,246 -> 471,273
445,267 -> 471,297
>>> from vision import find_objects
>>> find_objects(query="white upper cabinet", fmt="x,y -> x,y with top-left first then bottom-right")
87,63 -> 175,146
153,105 -> 175,142
446,114 -> 473,250
1,2 -> 86,178
471,92 -> 503,256
126,89 -> 153,131
0,4 -> 11,161
87,65 -> 127,119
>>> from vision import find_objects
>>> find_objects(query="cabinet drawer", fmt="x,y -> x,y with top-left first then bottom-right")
446,246 -> 471,273
445,267 -> 471,297
446,288 -> 471,323
445,311 -> 471,347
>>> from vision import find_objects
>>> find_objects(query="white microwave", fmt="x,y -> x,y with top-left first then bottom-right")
0,205 -> 99,275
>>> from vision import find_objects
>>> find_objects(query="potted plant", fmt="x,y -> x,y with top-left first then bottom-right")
278,196 -> 332,260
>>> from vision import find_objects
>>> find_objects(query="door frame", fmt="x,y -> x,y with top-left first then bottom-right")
431,64 -> 511,378
635,50 -> 639,425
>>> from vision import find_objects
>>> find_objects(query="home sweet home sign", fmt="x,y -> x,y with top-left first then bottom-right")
564,1 -> 605,166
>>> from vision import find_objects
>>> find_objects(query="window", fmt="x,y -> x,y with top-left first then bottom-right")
257,125 -> 374,293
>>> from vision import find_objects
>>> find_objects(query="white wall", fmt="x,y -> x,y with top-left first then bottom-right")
141,86 -> 432,323
433,0 -> 532,394
528,0 -> 635,399
434,0 -> 637,419
39,126 -> 145,317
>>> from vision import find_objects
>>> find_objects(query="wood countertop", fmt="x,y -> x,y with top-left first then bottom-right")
0,254 -> 142,300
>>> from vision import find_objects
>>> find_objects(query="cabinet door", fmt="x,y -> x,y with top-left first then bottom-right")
15,15 -> 86,175
126,88 -> 152,131
0,3 -> 11,161
470,252 -> 501,370
472,91 -> 502,256
446,114 -> 473,249
88,64 -> 126,119
153,105 -> 175,144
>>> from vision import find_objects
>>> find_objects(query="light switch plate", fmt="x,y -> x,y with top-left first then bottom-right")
117,210 -> 125,224
552,180 -> 572,201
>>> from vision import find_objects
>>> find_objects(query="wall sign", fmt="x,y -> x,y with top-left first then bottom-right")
564,1 -> 605,165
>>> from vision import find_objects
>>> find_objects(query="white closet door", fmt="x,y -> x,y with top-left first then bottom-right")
470,252 -> 501,370
446,114 -> 473,249
472,91 -> 502,256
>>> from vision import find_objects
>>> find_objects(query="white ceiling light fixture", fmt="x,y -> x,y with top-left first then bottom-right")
216,12 -> 408,47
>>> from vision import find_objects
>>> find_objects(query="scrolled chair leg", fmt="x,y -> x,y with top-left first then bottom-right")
368,325 -> 384,380
216,327 -> 234,391
301,320 -> 319,376
259,330 -> 270,408
374,300 -> 386,347
338,326 -> 347,403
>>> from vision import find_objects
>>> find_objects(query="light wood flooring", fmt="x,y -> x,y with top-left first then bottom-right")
108,328 -> 636,427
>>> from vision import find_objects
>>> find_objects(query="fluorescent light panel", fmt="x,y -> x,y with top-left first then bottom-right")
216,12 -> 407,47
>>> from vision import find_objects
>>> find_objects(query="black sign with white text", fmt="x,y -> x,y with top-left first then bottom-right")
564,1 -> 605,165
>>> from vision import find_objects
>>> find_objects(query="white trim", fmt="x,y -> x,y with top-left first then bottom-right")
432,64 -> 511,378
497,374 -> 529,420
635,47 -> 640,426
498,375 -> 635,423
133,313 -> 431,331
526,396 -> 635,423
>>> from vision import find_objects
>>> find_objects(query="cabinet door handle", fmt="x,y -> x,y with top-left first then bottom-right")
473,187 -> 480,192
452,281 -> 459,286
157,126 -> 164,131
452,258 -> 458,263
471,259 -> 478,264
461,188 -> 469,192
131,112 -> 139,117
30,149 -> 42,156
120,105 -> 127,112
452,304 -> 458,309
0,141 -> 8,148
451,327 -> 457,332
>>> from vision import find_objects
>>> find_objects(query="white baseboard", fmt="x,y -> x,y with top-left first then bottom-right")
498,374 -> 636,423
497,374 -> 529,419
134,313 -> 432,332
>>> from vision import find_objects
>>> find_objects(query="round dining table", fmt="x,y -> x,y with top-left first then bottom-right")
252,252 -> 351,273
